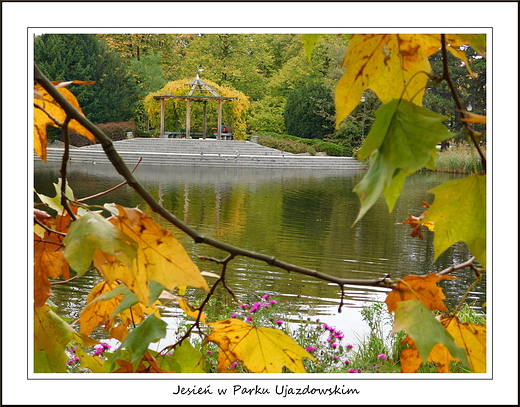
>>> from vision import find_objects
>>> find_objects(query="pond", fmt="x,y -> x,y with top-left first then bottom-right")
34,161 -> 486,347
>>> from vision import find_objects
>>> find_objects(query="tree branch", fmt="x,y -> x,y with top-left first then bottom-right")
440,34 -> 486,173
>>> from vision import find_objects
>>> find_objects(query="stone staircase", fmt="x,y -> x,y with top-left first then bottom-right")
36,138 -> 364,170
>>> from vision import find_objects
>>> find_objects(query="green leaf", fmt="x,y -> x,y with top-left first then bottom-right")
35,178 -> 75,214
423,174 -> 486,268
117,312 -> 167,364
164,341 -> 205,373
63,211 -> 138,275
392,299 -> 468,365
110,280 -> 166,316
34,304 -> 75,373
301,34 -> 320,61
353,99 -> 452,223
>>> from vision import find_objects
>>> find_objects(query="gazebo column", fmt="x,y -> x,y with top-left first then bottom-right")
202,101 -> 207,139
217,99 -> 223,140
185,99 -> 191,139
160,98 -> 165,138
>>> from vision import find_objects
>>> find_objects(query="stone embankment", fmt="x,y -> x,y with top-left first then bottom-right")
36,138 -> 365,170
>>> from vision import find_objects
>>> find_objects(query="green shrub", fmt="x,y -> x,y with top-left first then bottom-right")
64,121 -> 138,147
256,131 -> 353,156
258,135 -> 317,155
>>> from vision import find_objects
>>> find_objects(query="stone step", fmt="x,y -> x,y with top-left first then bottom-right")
81,138 -> 291,156
36,150 -> 363,170
35,138 -> 365,170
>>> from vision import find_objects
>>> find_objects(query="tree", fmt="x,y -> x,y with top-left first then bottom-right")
173,34 -> 270,101
33,33 -> 486,375
284,81 -> 335,139
34,34 -> 139,124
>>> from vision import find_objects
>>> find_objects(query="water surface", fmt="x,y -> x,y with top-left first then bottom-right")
34,161 -> 486,346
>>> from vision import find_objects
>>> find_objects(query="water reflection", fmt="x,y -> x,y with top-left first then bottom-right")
35,161 -> 486,345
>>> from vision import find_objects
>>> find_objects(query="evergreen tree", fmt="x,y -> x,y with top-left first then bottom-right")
34,34 -> 139,124
284,81 -> 335,139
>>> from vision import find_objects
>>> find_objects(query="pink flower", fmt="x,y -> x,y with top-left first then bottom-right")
346,344 -> 354,350
206,350 -> 213,354
246,316 -> 252,322
344,360 -> 350,365
275,320 -> 284,325
230,313 -> 237,318
331,343 -> 338,348
348,368 -> 357,373
269,300 -> 277,305
305,346 -> 317,352
239,304 -> 249,309
377,353 -> 387,359
262,294 -> 270,300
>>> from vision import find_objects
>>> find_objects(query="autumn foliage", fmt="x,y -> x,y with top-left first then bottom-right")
34,33 -> 486,373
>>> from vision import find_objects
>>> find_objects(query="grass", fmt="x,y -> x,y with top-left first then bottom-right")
435,144 -> 486,174
65,295 -> 486,373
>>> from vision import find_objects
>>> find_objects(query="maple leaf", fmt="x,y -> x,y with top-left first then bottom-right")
34,304 -> 75,373
423,174 -> 486,268
93,205 -> 210,306
352,99 -> 452,223
335,34 -> 441,125
392,299 -> 468,365
400,201 -> 434,239
35,178 -> 75,215
34,81 -> 96,162
33,210 -> 73,308
157,341 -> 205,373
63,211 -> 138,276
34,230 -> 68,308
113,312 -> 167,366
78,281 -> 157,337
399,316 -> 485,373
206,318 -> 316,373
440,316 -> 486,372
301,34 -> 320,60
385,273 -> 457,313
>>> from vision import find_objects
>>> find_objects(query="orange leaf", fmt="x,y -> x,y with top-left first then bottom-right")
460,111 -> 486,124
400,201 -> 434,239
385,273 -> 457,313
78,281 -> 156,336
34,82 -> 96,162
399,335 -> 424,373
33,215 -> 71,308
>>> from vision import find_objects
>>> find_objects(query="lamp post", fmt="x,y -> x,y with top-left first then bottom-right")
361,94 -> 367,140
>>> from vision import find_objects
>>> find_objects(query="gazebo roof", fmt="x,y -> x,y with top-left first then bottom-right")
153,74 -> 236,101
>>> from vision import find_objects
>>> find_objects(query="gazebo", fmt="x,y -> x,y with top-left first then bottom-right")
153,72 -> 236,140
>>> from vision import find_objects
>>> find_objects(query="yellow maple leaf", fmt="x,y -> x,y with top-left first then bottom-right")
93,205 -> 210,306
34,81 -> 96,162
399,316 -> 485,373
335,34 -> 440,126
206,318 -> 316,373
34,304 -> 75,373
441,316 -> 486,373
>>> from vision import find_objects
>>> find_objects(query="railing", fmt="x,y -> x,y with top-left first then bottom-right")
164,131 -> 233,140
